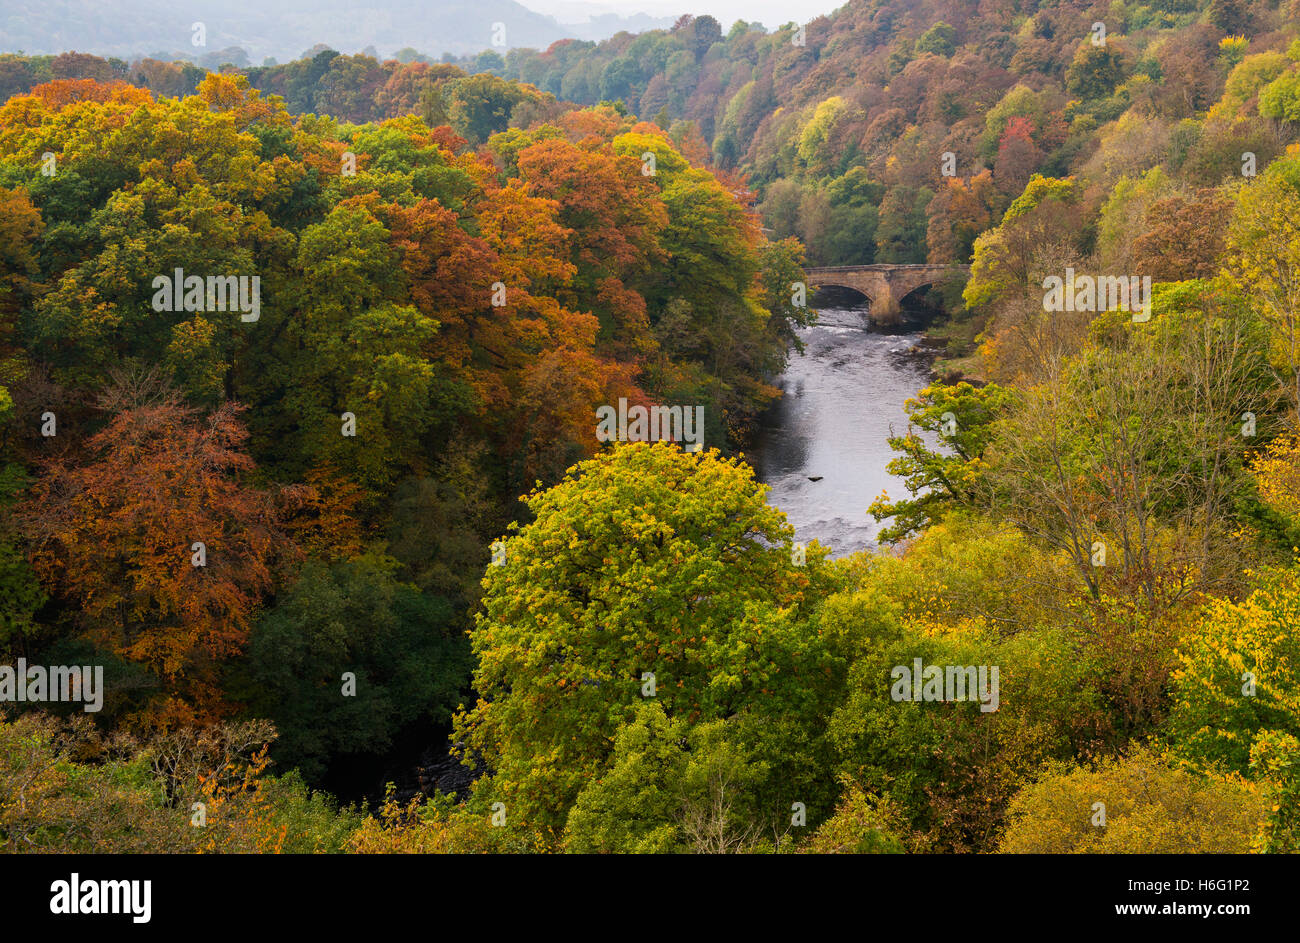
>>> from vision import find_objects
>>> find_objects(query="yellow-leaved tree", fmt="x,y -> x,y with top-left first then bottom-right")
1225,149 -> 1300,415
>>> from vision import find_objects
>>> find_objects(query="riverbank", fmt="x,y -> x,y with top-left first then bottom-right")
914,309 -> 989,385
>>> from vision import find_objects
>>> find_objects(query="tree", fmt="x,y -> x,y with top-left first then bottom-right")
755,236 -> 815,352
925,171 -> 997,264
452,443 -> 831,845
1224,153 -> 1300,416
993,117 -> 1044,196
997,747 -> 1265,853
797,97 -> 848,178
690,16 -> 723,60
563,702 -> 765,853
241,551 -> 469,782
0,186 -> 43,327
445,73 -> 534,144
0,714 -> 358,853
1168,565 -> 1300,775
869,381 -> 1017,543
963,175 -> 1080,311
915,22 -> 957,59
1154,27 -> 1224,118
1259,72 -> 1300,122
986,285 -> 1272,605
1210,52 -> 1289,120
800,780 -> 905,853
1207,0 -> 1252,35
51,52 -> 118,82
0,186 -> 42,411
516,135 -> 666,347
874,185 -> 933,264
758,178 -> 804,241
22,375 -> 294,720
822,585 -> 1095,851
979,85 -> 1052,160
599,58 -> 641,104
1250,431 -> 1300,521
268,197 -> 451,495
0,464 -> 44,641
1131,188 -> 1232,282
1065,39 -> 1132,101
1249,729 -> 1300,852
1095,168 -> 1172,271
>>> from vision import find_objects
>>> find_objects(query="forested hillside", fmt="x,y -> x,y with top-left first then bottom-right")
485,0 -> 1300,274
2,0 -> 1300,856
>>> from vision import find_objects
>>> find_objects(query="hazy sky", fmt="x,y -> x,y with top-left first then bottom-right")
524,0 -> 845,28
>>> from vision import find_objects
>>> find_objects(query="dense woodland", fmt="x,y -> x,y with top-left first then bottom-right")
2,0 -> 1300,853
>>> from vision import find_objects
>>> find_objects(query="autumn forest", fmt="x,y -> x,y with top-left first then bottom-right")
1,0 -> 1299,859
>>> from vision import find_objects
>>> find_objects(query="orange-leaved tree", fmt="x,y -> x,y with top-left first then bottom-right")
22,373 -> 295,723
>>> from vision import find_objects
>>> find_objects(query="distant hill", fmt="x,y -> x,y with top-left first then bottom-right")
0,0 -> 675,61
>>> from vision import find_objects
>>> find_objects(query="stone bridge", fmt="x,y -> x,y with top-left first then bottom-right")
807,264 -> 970,323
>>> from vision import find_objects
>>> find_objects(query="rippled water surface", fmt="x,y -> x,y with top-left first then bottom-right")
749,306 -> 933,557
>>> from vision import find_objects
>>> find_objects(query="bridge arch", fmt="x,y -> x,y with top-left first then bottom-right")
807,264 -> 969,324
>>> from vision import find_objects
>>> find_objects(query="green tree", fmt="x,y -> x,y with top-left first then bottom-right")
915,22 -> 957,58
963,175 -> 1079,310
452,443 -> 832,845
1259,71 -> 1300,121
446,73 -> 533,144
822,588 -> 1095,851
800,779 -> 905,853
563,702 -> 767,853
874,185 -> 933,264
869,382 -> 1017,543
755,236 -> 815,353
242,551 -> 470,782
986,288 -> 1272,604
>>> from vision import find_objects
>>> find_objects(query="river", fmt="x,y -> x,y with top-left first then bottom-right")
330,301 -> 937,807
749,303 -> 934,557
